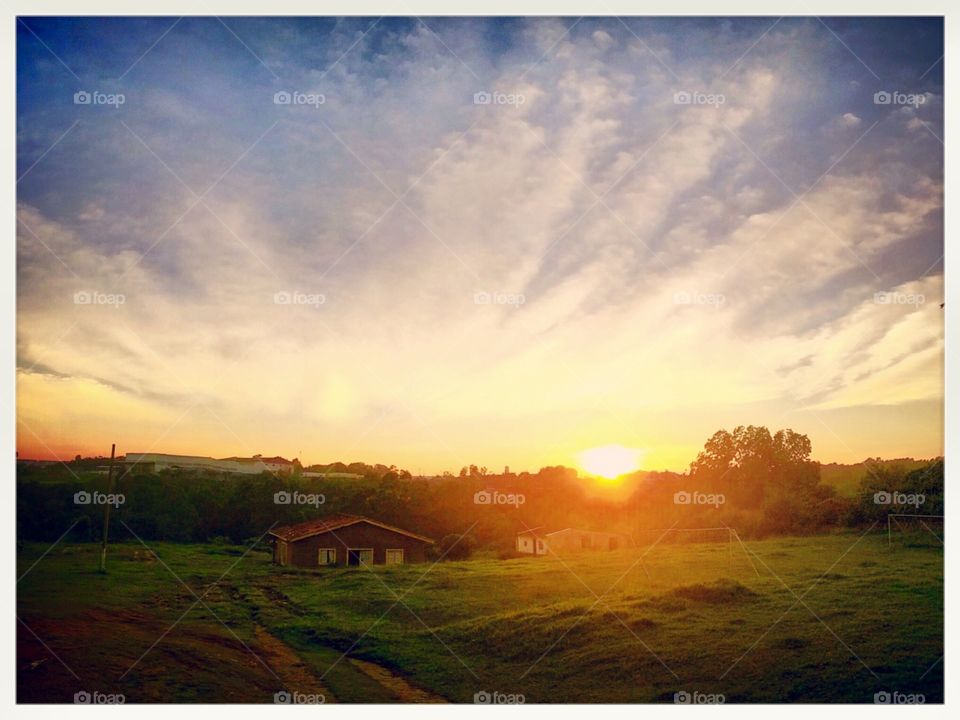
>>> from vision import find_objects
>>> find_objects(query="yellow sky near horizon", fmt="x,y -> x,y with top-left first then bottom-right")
16,365 -> 943,474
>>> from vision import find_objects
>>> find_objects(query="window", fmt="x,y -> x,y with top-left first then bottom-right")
385,549 -> 404,565
318,548 -> 336,566
347,548 -> 373,566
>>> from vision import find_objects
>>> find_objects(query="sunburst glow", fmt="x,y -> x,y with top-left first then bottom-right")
578,445 -> 643,479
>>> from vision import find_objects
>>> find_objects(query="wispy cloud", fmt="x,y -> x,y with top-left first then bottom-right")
16,17 -> 943,470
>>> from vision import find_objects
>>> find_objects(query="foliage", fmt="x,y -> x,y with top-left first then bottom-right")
15,432 -> 942,547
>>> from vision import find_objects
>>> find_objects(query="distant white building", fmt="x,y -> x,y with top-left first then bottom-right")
125,453 -> 298,475
516,528 -> 549,555
516,527 -> 632,555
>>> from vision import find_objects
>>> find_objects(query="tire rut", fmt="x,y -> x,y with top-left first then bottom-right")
254,626 -> 335,703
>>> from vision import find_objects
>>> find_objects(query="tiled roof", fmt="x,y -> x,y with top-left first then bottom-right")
269,513 -> 434,544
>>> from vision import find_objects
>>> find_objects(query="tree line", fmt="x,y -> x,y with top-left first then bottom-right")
16,427 -> 942,551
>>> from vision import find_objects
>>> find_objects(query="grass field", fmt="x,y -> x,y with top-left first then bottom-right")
17,532 -> 942,703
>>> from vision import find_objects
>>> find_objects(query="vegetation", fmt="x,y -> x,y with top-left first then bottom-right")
17,427 -> 943,552
15,425 -> 943,703
17,535 -> 942,703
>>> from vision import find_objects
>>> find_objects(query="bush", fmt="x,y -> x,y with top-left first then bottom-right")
437,533 -> 475,560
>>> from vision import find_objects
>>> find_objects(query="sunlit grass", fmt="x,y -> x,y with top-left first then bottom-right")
17,534 -> 942,703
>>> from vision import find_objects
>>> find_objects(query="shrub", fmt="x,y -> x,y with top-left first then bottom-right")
438,533 -> 475,560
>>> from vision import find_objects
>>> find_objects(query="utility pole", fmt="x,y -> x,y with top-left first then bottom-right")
99,443 -> 116,573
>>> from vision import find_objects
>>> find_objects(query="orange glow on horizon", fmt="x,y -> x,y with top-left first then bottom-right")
578,445 -> 644,480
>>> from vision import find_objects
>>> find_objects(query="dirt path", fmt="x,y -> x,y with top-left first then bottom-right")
253,626 -> 334,703
254,626 -> 446,703
349,658 -> 447,703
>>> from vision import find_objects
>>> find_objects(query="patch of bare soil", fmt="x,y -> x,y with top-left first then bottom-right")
253,626 -> 335,703
349,657 -> 447,703
17,608 -> 281,703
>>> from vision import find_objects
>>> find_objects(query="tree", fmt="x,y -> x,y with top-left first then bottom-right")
689,425 -> 826,528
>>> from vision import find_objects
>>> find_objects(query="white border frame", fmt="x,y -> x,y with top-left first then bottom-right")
3,3 -> 954,718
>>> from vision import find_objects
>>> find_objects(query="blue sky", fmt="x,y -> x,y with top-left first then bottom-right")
16,17 -> 944,472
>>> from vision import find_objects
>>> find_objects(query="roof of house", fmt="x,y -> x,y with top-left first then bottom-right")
126,453 -> 217,460
269,513 -> 434,544
545,528 -> 630,538
259,456 -> 296,465
518,527 -> 630,538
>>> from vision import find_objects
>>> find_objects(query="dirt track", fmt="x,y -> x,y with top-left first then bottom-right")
349,657 -> 447,703
253,626 -> 335,703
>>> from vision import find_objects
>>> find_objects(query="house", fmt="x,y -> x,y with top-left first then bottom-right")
253,455 -> 298,474
543,528 -> 631,552
269,514 -> 434,567
516,527 -> 632,555
125,452 -> 297,475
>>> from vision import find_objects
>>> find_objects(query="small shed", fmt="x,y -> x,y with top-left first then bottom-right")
516,528 -> 549,555
269,514 -> 434,567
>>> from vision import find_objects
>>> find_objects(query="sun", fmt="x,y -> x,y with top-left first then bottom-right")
578,445 -> 643,480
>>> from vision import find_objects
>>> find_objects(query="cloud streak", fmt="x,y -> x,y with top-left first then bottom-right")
16,17 -> 944,471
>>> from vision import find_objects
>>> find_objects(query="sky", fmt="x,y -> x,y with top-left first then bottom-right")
16,17 -> 944,474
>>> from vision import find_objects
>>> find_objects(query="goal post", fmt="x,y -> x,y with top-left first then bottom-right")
637,526 -> 735,546
632,526 -> 760,576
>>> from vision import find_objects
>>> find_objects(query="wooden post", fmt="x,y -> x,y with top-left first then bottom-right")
99,444 -> 116,573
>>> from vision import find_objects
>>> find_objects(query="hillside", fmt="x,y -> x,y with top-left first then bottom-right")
17,535 -> 943,702
819,458 -> 934,497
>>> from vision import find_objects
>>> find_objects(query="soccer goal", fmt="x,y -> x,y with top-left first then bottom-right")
651,526 -> 734,546
633,526 -> 760,576
887,514 -> 944,548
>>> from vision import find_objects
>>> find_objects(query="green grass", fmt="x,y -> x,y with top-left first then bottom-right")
17,533 -> 942,703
